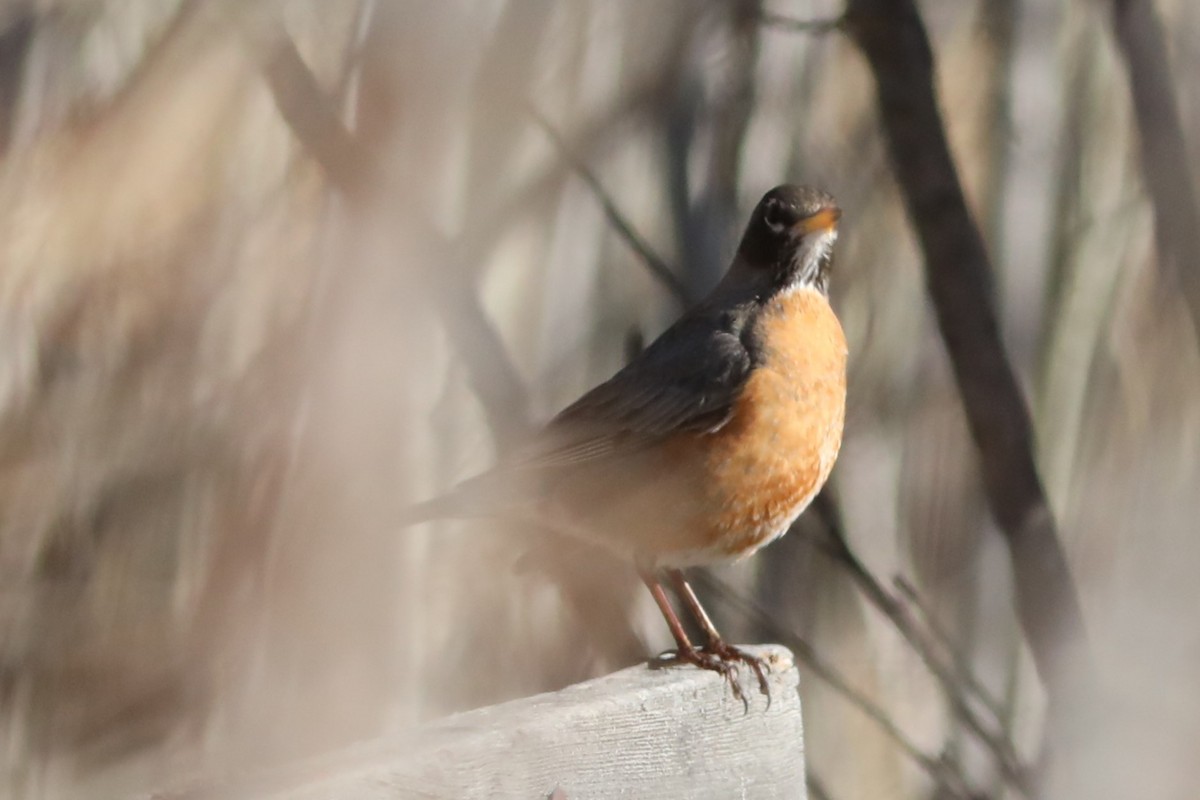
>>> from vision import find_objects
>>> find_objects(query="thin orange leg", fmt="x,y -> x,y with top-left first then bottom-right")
666,568 -> 771,697
638,568 -> 696,653
639,567 -> 747,703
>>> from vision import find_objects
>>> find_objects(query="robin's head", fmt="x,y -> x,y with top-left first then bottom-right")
736,185 -> 841,294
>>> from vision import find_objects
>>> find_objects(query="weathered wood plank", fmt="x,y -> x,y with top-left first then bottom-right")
161,645 -> 806,800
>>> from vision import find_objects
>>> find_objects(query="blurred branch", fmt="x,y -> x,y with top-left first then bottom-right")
260,30 -> 373,196
976,0 -> 1017,243
665,0 -> 764,298
702,0 -> 762,295
693,571 -> 982,800
466,85 -> 661,267
1038,27 -> 1102,508
811,493 -> 1029,795
661,37 -> 701,293
0,11 -> 34,155
758,11 -> 843,34
1109,0 -> 1200,338
843,0 -> 1092,734
806,772 -> 836,800
438,275 -> 533,446
426,245 -> 534,444
331,0 -> 375,109
528,106 -> 689,306
256,24 -> 532,445
464,2 -> 554,218
893,575 -> 1006,723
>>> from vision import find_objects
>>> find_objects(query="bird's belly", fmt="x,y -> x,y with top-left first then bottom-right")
683,289 -> 847,564
695,376 -> 843,561
545,288 -> 846,569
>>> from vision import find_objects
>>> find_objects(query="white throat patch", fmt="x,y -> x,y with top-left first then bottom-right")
781,228 -> 838,294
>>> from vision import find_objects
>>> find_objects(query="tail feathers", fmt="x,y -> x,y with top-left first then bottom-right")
397,493 -> 467,527
398,471 -> 518,528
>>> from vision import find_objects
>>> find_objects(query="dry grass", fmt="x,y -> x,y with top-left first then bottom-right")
0,1 -> 1197,798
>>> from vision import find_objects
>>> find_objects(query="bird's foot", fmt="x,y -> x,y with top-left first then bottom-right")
701,640 -> 771,699
654,646 -> 748,703
653,643 -> 771,706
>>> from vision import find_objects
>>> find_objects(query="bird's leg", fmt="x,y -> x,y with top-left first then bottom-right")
638,567 -> 746,702
666,568 -> 771,697
639,567 -> 696,653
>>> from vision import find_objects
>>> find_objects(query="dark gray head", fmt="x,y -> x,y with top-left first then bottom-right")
735,185 -> 841,294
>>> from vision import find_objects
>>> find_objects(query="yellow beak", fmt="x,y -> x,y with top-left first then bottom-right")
794,207 -> 841,235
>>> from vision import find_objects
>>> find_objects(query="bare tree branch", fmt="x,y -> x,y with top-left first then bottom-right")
465,85 -> 661,266
0,11 -> 34,155
665,0 -> 764,299
810,493 -> 1029,795
843,0 -> 1092,733
694,571 -> 982,800
1110,0 -> 1200,338
528,106 -> 689,306
425,242 -> 534,445
893,575 -> 1007,723
260,29 -> 373,196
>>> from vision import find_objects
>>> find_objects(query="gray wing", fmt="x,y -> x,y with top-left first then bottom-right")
518,314 -> 754,468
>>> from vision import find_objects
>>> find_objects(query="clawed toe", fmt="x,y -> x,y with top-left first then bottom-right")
654,643 -> 771,705
703,642 -> 771,698
664,647 -> 747,702
641,569 -> 772,706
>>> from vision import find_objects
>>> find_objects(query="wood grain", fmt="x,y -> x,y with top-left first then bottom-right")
156,646 -> 807,800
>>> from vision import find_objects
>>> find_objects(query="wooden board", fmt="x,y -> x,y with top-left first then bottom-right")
157,645 -> 806,800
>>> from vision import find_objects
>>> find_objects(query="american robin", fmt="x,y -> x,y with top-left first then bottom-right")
412,185 -> 846,697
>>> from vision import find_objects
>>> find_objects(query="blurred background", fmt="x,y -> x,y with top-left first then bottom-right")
0,0 -> 1197,798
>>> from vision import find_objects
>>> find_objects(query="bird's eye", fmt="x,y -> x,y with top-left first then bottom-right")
763,202 -> 787,233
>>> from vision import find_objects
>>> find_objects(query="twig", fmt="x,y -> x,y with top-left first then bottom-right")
693,571 -> 981,800
843,0 -> 1092,742
757,11 -> 843,34
893,575 -> 1008,723
811,493 -> 1030,795
527,106 -> 689,306
459,83 -> 664,278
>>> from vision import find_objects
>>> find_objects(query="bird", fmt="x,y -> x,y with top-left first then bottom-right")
409,185 -> 847,698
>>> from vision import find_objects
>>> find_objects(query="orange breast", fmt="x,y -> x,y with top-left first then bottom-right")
697,286 -> 847,560
538,286 -> 846,569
